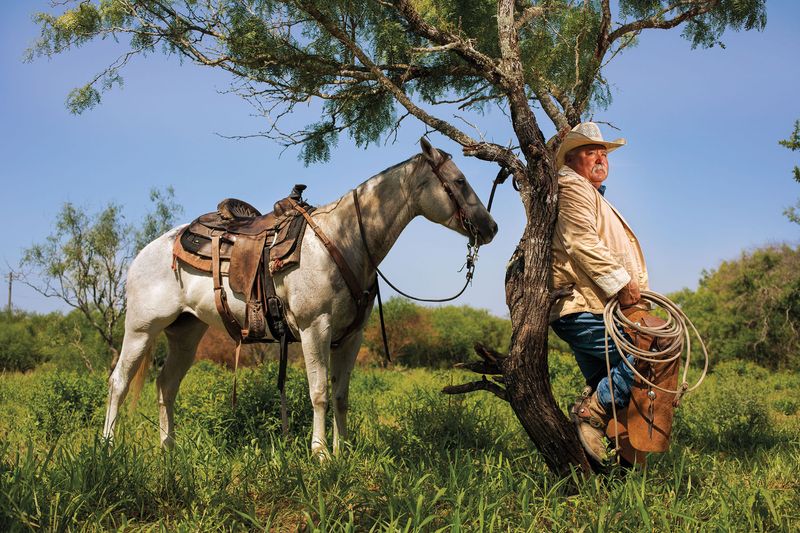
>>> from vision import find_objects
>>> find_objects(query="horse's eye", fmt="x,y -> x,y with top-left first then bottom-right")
455,177 -> 466,185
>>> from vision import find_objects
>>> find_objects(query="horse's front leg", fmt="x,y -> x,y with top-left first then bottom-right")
330,331 -> 362,455
299,316 -> 333,459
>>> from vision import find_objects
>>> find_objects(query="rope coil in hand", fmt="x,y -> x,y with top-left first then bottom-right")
603,289 -> 710,455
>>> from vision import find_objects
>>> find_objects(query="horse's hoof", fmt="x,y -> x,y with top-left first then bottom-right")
311,441 -> 331,462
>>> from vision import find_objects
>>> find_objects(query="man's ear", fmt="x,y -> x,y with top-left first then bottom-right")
420,136 -> 440,165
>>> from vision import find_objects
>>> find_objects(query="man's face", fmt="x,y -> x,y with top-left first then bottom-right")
567,144 -> 609,188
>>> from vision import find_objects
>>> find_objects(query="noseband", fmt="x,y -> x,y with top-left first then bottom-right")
426,154 -> 481,241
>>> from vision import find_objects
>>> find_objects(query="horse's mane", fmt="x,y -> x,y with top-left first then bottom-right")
363,146 -> 450,184
314,147 -> 449,215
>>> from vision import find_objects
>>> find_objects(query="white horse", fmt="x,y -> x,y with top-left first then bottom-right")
103,138 -> 497,456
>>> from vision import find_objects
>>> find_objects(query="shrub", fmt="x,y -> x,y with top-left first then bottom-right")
772,397 -> 799,416
0,310 -> 116,372
362,298 -> 512,367
670,244 -> 800,370
362,297 -> 438,366
548,349 -> 586,412
177,360 -> 311,447
0,317 -> 44,372
675,360 -> 775,451
30,371 -> 106,438
379,389 -> 511,459
428,305 -> 510,366
227,362 -> 312,446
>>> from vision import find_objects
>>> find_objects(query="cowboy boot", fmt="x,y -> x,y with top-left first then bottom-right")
571,386 -> 612,463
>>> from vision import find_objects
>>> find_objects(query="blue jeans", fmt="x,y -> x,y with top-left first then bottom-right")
551,312 -> 635,410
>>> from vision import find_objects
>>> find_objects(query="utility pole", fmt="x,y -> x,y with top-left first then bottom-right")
6,271 -> 13,313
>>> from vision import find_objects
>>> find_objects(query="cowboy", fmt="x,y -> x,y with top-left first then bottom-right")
549,122 -> 648,463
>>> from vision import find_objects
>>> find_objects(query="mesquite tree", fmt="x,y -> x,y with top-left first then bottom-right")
30,0 -> 765,473
20,188 -> 182,370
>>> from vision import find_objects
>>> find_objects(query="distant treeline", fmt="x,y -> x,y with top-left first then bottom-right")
2,244 -> 798,372
670,244 -> 800,370
360,299 -> 512,367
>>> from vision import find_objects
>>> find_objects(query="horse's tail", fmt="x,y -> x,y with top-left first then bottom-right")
128,342 -> 154,411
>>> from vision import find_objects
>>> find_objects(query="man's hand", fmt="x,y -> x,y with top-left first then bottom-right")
617,279 -> 641,307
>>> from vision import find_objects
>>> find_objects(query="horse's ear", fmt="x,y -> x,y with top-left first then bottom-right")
420,136 -> 440,164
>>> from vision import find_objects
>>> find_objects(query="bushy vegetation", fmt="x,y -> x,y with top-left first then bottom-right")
0,309 -> 166,373
30,371 -> 106,438
1,352 -> 798,530
176,360 -> 312,447
671,244 -> 800,370
362,298 -> 511,367
0,314 -> 44,372
674,361 -> 777,452
3,245 -> 799,528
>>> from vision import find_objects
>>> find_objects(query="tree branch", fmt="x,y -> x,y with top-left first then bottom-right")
496,0 -> 549,171
298,0 -> 521,170
607,1 -> 717,45
596,0 -> 612,59
454,341 -> 509,375
514,6 -> 545,31
442,376 -> 508,401
390,0 -> 504,85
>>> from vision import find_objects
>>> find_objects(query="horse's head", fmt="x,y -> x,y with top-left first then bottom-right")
414,137 -> 498,246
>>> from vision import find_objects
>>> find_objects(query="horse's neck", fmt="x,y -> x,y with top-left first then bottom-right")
314,157 -> 419,280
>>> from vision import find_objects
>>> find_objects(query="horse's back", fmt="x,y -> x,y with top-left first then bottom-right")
125,226 -> 190,328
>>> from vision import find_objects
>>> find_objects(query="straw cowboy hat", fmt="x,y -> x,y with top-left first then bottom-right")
555,122 -> 626,169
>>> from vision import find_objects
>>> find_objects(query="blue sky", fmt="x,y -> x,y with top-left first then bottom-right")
1,2 -> 798,317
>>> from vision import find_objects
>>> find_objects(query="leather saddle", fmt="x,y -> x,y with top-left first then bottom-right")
172,185 -> 313,343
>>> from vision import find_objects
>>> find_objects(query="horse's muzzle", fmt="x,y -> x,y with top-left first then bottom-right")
471,218 -> 498,246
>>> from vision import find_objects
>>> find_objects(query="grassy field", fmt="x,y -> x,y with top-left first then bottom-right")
1,352 -> 798,531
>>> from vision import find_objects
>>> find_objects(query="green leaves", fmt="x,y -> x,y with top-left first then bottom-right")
670,245 -> 800,370
29,1 -> 768,161
19,187 -> 183,361
362,297 -> 511,367
681,0 -> 767,49
134,186 -> 183,253
779,119 -> 800,224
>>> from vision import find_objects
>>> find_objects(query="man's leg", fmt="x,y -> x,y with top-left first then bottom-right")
551,312 -> 635,461
551,312 -> 635,409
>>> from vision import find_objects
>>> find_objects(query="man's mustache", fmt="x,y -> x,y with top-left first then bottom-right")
592,164 -> 607,174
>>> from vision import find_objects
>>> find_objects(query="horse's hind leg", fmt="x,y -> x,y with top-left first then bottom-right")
158,313 -> 208,448
103,326 -> 160,441
330,331 -> 363,455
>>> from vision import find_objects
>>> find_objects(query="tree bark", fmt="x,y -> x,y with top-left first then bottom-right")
502,163 -> 593,475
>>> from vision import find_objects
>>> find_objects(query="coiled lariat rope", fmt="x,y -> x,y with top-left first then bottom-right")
603,290 -> 710,455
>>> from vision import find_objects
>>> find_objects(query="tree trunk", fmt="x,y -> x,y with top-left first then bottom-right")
502,163 -> 593,475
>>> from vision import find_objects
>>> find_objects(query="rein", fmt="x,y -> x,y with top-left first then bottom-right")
353,188 -> 477,302
353,159 -> 510,362
353,155 -> 485,304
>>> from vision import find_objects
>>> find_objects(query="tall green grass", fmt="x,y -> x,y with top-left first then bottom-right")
1,353 -> 798,531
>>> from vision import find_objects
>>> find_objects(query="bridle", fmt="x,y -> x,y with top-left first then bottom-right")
427,153 -> 482,243
351,153 -> 508,362
353,154 -> 483,304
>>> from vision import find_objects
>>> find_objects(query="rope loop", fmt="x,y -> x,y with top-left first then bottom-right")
604,290 -> 709,395
603,290 -> 710,455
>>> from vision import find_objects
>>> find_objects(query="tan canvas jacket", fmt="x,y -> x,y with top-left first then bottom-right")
549,167 -> 649,322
